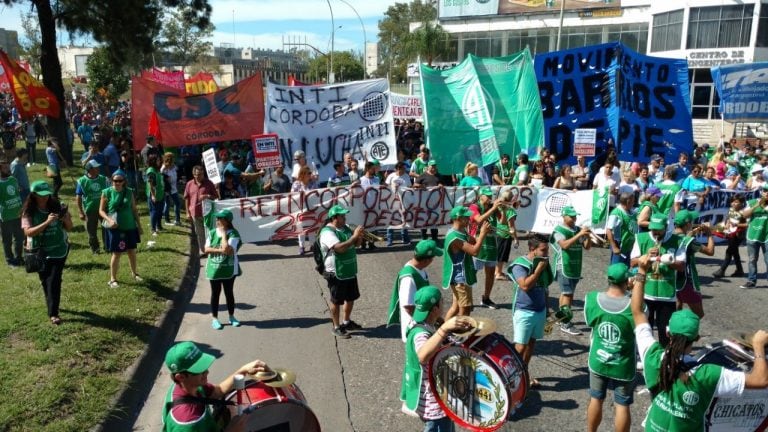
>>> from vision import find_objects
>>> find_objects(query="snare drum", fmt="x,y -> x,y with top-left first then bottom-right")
222,380 -> 321,432
428,332 -> 529,432
697,341 -> 768,432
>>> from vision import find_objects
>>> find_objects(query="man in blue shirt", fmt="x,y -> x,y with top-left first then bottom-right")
10,149 -> 29,203
102,136 -> 121,176
80,142 -> 108,176
76,122 -> 94,151
671,153 -> 690,183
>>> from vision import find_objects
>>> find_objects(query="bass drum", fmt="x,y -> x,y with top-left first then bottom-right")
428,332 -> 528,432
697,340 -> 768,432
222,380 -> 321,432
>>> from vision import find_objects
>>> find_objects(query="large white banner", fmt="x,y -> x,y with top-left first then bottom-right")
391,92 -> 423,120
265,79 -> 397,180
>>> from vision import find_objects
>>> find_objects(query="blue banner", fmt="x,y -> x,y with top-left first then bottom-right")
534,42 -> 693,166
712,62 -> 768,122
606,45 -> 693,165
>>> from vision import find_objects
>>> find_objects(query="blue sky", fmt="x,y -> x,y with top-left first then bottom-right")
0,0 -> 399,53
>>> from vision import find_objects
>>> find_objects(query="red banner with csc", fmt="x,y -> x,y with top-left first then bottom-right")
131,73 -> 264,150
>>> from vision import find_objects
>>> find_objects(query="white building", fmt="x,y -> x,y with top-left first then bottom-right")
57,46 -> 95,79
437,0 -> 768,143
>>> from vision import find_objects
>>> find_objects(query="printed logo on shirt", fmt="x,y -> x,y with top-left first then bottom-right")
682,391 -> 700,406
6,185 -> 15,195
597,322 -> 622,344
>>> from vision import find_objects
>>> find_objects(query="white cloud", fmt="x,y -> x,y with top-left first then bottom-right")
209,29 -> 360,52
209,0 -> 399,22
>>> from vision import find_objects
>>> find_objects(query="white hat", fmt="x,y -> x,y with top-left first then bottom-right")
293,150 -> 305,159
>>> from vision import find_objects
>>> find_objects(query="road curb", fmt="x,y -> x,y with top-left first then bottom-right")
92,232 -> 200,432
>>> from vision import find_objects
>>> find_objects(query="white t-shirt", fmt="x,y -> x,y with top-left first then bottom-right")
204,233 -> 240,272
593,172 -> 617,191
386,172 -> 412,189
635,323 -> 745,396
398,264 -> 429,342
360,175 -> 380,189
319,227 -> 342,274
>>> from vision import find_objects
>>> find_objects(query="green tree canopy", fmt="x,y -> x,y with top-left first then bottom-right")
404,21 -> 452,67
159,6 -> 215,70
86,47 -> 130,107
376,0 -> 438,83
308,51 -> 364,83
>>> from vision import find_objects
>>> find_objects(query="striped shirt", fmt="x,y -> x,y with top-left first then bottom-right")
401,330 -> 445,420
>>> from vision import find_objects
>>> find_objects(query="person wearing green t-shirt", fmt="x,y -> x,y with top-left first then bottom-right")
443,205 -> 490,320
585,263 -> 638,432
21,181 -> 73,325
630,255 -> 768,432
100,169 -> 143,288
75,159 -> 109,254
0,161 -> 24,267
146,154 -> 165,236
739,184 -> 768,289
512,153 -> 530,186
672,209 -> 714,319
606,193 -> 637,266
494,190 -> 519,282
469,186 -> 503,309
162,341 -> 272,432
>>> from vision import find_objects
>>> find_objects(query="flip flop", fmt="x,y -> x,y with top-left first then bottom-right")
495,275 -> 507,281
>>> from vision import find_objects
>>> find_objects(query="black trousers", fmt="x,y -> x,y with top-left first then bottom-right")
645,299 -> 676,347
39,256 -> 67,318
719,235 -> 744,273
210,277 -> 236,317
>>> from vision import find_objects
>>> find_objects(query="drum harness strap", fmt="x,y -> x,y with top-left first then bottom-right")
167,395 -> 235,410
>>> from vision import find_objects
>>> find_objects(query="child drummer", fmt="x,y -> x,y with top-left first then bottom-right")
161,341 -> 272,431
400,286 -> 473,432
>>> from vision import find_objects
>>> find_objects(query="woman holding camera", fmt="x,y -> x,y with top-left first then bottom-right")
21,180 -> 73,325
99,169 -> 143,288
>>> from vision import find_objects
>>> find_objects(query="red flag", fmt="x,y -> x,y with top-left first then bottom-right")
0,49 -> 60,119
148,108 -> 162,142
141,67 -> 185,91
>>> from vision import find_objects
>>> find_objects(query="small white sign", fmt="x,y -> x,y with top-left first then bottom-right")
574,128 -> 597,157
202,148 -> 222,184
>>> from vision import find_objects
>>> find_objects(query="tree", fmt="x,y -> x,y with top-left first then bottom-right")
18,11 -> 42,77
404,21 -> 452,67
86,47 -> 130,107
0,0 -> 212,164
308,51 -> 364,83
376,0 -> 438,83
159,6 -> 215,71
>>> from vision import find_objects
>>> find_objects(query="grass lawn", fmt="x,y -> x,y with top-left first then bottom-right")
0,159 -> 191,431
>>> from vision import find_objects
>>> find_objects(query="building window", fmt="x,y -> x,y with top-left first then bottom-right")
758,5 -> 768,48
690,69 -> 719,120
74,55 -> 89,77
651,10 -> 684,52
687,5 -> 754,49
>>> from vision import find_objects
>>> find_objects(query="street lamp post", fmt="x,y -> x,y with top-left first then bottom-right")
556,0 -> 566,51
337,0 -> 367,77
325,0 -> 335,83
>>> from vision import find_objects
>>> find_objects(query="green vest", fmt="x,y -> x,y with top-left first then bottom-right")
677,236 -> 701,292
411,158 -> 428,176
0,177 -> 22,222
610,207 -> 637,254
657,182 -> 681,215
635,232 -> 681,301
643,343 -> 723,432
387,264 -> 430,327
29,209 -> 68,258
746,198 -> 768,242
549,224 -> 583,279
512,165 -> 529,185
162,383 -> 219,432
77,174 -> 109,213
401,325 -> 430,411
205,228 -> 242,280
496,161 -> 513,184
494,208 -> 517,239
102,187 -> 137,231
442,228 -> 477,287
322,225 -> 358,279
584,291 -> 635,381
146,167 -> 165,199
475,204 -> 498,261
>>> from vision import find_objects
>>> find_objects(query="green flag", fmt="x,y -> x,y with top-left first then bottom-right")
420,49 -> 544,175
591,187 -> 610,226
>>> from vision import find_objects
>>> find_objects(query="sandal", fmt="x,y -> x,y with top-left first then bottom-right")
50,316 -> 62,325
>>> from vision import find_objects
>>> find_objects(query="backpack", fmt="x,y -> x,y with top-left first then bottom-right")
312,231 -> 326,275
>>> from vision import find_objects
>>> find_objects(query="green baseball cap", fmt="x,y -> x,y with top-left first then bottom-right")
412,286 -> 441,323
762,183 -> 768,191
479,187 -> 493,197
414,239 -> 444,259
450,206 -> 473,220
30,180 -> 52,197
668,309 -> 700,342
370,159 -> 381,166
214,209 -> 233,221
164,341 -> 216,374
607,263 -> 630,284
561,206 -> 579,217
648,213 -> 668,231
674,209 -> 699,227
328,204 -> 350,219
427,160 -> 437,167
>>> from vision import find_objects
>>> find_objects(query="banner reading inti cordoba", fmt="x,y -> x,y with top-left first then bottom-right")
266,78 -> 397,179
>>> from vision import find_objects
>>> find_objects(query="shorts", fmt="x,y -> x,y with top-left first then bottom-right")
450,283 -> 473,307
496,237 -> 512,262
512,308 -> 546,344
473,257 -> 496,271
326,275 -> 361,305
557,271 -> 579,296
676,280 -> 703,304
106,228 -> 139,253
588,371 -> 635,406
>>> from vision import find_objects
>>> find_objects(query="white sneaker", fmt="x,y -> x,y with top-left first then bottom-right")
559,322 -> 582,335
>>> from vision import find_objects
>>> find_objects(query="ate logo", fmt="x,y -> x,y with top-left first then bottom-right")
682,391 -> 700,406
597,322 -> 621,344
370,142 -> 389,161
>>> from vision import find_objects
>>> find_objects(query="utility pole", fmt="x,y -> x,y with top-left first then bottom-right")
325,0 -> 335,83
556,0 -> 566,51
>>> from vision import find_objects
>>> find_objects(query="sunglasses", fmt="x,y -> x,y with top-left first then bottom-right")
112,178 -> 125,183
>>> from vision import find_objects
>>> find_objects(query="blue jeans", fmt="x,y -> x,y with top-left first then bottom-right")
164,192 -> 181,223
148,199 -> 164,232
746,240 -> 768,283
386,228 -> 410,245
610,252 -> 629,266
424,417 -> 454,432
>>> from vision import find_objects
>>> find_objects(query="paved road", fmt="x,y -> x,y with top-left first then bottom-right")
132,233 -> 767,432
